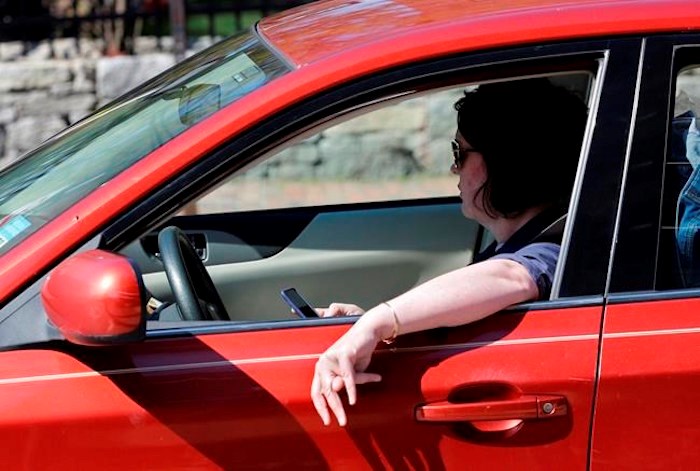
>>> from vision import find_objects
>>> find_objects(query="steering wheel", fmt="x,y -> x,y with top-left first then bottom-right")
157,226 -> 228,321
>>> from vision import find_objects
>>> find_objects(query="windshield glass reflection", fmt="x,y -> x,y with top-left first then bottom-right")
0,30 -> 289,256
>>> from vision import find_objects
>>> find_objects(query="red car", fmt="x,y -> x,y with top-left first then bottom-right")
1,0 -> 699,468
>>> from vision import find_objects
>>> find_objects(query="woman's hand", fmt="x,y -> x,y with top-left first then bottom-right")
316,302 -> 365,317
310,308 -> 394,426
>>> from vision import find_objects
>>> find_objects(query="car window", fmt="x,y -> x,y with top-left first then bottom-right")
0,30 -> 288,256
187,88 -> 464,214
188,73 -> 593,214
656,64 -> 700,289
137,70 -> 598,326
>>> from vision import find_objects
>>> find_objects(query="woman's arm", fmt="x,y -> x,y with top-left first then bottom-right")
310,258 -> 539,426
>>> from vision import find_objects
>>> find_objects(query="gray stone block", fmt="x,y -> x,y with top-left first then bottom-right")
50,82 -> 74,96
50,38 -> 81,60
427,140 -> 452,173
77,38 -> 106,60
3,91 -> 95,118
315,132 -> 422,179
5,115 -> 67,157
427,91 -> 461,138
0,108 -> 17,125
0,42 -> 24,61
0,62 -> 72,92
71,60 -> 96,93
25,42 -> 52,61
277,142 -> 320,165
0,91 -> 49,109
325,103 -> 425,135
134,37 -> 160,55
96,54 -> 175,100
160,37 -> 176,52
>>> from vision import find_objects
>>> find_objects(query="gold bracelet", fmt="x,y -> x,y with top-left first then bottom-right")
381,301 -> 400,344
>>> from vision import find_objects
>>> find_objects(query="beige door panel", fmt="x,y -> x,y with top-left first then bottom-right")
145,203 -> 479,321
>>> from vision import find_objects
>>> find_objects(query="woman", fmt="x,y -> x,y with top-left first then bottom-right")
311,78 -> 588,426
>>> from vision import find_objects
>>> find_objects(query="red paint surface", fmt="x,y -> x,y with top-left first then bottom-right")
0,307 -> 601,469
592,297 -> 700,469
261,0 -> 700,66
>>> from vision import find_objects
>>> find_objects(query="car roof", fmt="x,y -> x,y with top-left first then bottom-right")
259,0 -> 700,66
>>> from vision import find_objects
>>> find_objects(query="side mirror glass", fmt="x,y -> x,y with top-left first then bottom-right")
41,250 -> 147,346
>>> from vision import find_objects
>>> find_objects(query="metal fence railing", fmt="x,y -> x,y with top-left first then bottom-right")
0,0 -> 314,55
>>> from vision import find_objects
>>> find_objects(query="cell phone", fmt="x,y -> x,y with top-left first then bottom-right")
280,288 -> 319,319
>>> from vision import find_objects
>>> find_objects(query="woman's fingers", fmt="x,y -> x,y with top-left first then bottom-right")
317,303 -> 366,317
338,355 -> 357,405
310,374 -> 331,426
355,372 -> 382,384
323,352 -> 350,425
312,353 -> 347,426
311,351 -> 383,426
311,322 -> 382,426
324,386 -> 347,426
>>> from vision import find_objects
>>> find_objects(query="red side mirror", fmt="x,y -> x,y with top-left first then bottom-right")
41,250 -> 147,346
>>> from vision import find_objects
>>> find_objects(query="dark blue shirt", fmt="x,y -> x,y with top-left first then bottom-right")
473,208 -> 565,300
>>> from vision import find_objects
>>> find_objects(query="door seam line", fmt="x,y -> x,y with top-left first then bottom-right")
586,36 -> 647,471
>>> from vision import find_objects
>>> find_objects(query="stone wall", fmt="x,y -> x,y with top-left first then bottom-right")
0,37 -> 216,168
196,90 -> 462,213
246,89 -> 463,181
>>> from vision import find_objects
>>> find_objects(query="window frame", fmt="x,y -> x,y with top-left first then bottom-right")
609,34 -> 700,302
115,40 -> 632,335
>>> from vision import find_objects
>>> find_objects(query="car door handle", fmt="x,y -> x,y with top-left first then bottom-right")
415,394 -> 567,422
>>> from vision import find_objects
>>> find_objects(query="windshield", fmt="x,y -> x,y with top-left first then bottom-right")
0,30 -> 289,255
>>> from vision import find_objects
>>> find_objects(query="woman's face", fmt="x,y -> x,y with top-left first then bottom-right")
451,132 -> 488,221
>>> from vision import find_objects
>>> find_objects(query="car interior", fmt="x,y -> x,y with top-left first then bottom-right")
118,72 -> 596,326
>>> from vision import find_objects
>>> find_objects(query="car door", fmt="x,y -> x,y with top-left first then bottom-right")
0,39 -> 638,469
592,35 -> 700,469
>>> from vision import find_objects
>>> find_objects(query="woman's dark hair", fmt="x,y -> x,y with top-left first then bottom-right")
455,77 -> 588,218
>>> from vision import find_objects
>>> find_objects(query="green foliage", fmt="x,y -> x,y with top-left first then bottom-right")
188,11 -> 262,36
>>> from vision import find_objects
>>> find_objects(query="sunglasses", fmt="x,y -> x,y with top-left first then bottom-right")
451,139 -> 479,169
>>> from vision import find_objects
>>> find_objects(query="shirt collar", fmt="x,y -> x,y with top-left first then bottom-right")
474,206 -> 566,262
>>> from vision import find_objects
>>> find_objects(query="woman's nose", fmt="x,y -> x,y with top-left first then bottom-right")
450,163 -> 460,175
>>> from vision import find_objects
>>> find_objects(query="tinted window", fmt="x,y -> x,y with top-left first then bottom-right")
188,73 -> 593,214
657,64 -> 700,289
